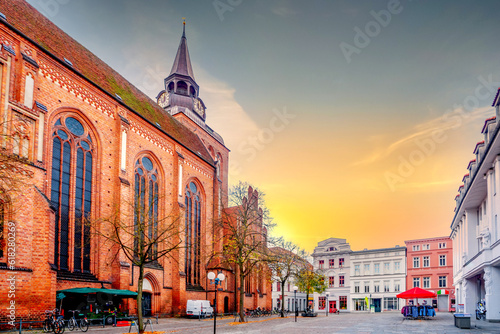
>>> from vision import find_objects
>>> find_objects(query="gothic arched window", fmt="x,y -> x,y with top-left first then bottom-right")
134,156 -> 159,260
185,181 -> 201,287
50,115 -> 93,272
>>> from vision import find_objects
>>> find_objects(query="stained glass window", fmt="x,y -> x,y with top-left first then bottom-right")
185,181 -> 202,287
51,115 -> 93,272
134,156 -> 159,260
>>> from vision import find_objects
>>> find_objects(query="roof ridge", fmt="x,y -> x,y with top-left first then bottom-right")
1,0 -> 214,165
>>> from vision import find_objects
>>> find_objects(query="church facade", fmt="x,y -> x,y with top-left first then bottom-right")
0,0 -> 270,322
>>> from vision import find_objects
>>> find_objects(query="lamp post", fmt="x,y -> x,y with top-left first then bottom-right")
293,286 -> 298,322
207,271 -> 225,334
326,292 -> 329,317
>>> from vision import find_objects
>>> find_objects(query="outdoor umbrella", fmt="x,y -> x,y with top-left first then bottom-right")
396,287 -> 437,299
397,287 -> 437,307
56,292 -> 66,311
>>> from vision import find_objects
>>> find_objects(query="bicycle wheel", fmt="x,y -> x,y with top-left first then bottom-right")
79,319 -> 89,332
42,320 -> 51,333
67,318 -> 76,331
53,322 -> 63,334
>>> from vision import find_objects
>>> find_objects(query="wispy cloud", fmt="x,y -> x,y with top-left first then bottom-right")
196,68 -> 260,150
271,4 -> 297,17
352,106 -> 493,166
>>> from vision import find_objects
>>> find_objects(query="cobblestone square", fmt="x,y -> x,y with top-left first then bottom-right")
87,312 -> 500,334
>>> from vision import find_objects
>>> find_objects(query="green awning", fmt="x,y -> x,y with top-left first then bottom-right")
57,287 -> 137,297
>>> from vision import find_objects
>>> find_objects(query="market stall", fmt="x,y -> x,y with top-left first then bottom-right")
56,287 -> 137,324
397,287 -> 437,320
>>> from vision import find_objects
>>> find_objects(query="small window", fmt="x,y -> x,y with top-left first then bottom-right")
318,260 -> 324,269
413,257 -> 420,268
423,256 -> 430,267
329,276 -> 334,287
423,277 -> 430,288
412,245 -> 420,251
339,258 -> 344,267
439,276 -> 446,288
339,275 -> 344,287
439,255 -> 446,266
413,277 -> 420,288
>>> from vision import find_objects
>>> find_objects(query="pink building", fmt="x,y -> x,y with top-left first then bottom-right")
405,237 -> 455,312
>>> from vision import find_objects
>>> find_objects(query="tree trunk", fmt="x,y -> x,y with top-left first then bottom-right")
280,281 -> 286,317
137,264 -> 144,333
239,270 -> 245,322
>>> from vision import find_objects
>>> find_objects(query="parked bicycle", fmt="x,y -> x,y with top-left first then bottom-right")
67,310 -> 89,332
43,309 -> 65,334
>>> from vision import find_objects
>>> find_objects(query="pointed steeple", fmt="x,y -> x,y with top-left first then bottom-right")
169,19 -> 195,80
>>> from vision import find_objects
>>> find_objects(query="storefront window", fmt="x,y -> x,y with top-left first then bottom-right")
353,298 -> 366,311
339,296 -> 347,309
318,296 -> 326,310
384,297 -> 398,310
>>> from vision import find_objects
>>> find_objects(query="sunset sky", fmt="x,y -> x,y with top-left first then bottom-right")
26,0 -> 500,253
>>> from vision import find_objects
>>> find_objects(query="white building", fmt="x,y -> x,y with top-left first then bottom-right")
269,246 -> 310,312
350,246 -> 407,312
450,96 -> 500,321
271,279 -> 308,312
312,238 -> 352,312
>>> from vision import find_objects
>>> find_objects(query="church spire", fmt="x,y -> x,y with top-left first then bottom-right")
169,19 -> 195,80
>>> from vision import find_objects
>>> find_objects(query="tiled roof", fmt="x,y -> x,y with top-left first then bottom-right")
0,0 -> 214,165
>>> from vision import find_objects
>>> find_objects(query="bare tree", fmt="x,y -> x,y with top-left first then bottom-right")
91,194 -> 182,333
0,119 -> 32,252
268,239 -> 308,317
214,181 -> 274,322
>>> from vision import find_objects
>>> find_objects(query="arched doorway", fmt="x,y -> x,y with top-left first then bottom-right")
142,278 -> 153,316
224,296 -> 229,314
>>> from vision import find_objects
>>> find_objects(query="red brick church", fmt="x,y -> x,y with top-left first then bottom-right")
0,0 -> 271,322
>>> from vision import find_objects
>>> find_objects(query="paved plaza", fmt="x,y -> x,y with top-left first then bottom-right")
81,312 -> 500,334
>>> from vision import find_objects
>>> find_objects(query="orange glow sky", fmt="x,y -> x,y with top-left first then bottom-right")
26,0 -> 500,253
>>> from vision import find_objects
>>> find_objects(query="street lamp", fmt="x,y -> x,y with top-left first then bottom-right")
208,271 -> 225,334
326,292 -> 329,317
293,286 -> 298,322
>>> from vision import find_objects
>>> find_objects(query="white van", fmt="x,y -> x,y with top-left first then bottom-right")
186,300 -> 214,318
